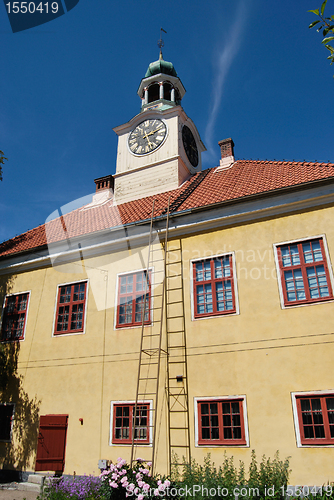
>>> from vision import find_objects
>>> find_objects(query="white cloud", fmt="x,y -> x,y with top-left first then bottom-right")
204,0 -> 248,163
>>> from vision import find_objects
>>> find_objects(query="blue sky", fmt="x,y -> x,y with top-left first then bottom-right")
1,0 -> 334,244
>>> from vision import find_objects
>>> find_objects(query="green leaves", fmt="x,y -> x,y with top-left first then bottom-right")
309,20 -> 321,28
0,150 -> 8,182
309,2 -> 334,74
323,36 -> 334,43
321,0 -> 327,16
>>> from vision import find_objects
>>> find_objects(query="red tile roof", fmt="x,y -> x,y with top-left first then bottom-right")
1,160 -> 334,259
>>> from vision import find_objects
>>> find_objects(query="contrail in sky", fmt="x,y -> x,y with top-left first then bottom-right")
204,1 -> 248,162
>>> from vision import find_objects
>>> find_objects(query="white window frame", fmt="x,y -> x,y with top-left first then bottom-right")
190,252 -> 240,321
52,279 -> 89,337
273,234 -> 334,309
0,290 -> 31,342
291,390 -> 334,448
109,399 -> 153,446
194,395 -> 249,447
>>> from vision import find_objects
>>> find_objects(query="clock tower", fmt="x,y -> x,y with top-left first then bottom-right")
113,53 -> 206,204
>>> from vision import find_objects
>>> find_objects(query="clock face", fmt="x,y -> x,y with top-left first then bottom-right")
182,125 -> 199,167
128,119 -> 167,155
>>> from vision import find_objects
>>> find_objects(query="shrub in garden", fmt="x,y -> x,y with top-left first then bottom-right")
172,451 -> 291,500
99,457 -> 171,500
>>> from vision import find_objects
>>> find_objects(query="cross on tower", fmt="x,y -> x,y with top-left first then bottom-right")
158,28 -> 167,58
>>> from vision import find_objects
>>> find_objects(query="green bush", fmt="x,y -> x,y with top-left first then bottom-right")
172,451 -> 291,500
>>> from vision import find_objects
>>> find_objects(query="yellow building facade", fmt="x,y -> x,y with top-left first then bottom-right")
1,55 -> 334,485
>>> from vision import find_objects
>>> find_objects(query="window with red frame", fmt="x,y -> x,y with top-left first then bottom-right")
197,399 -> 246,445
193,256 -> 236,318
55,282 -> 87,335
1,293 -> 29,341
112,403 -> 150,444
116,271 -> 151,327
296,395 -> 334,445
277,238 -> 333,306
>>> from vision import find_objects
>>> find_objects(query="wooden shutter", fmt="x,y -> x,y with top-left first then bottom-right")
35,415 -> 68,472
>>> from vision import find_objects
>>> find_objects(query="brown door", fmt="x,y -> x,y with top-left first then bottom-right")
35,415 -> 68,472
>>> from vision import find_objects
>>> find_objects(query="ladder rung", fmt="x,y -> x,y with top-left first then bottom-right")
166,315 -> 184,319
137,392 -> 158,396
167,409 -> 188,413
170,445 -> 190,448
169,427 -> 189,430
138,377 -> 158,381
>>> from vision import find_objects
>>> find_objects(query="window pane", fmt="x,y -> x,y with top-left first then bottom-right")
196,261 -> 211,282
281,245 -> 300,267
216,280 -> 233,312
284,269 -> 306,301
201,403 -> 209,415
196,284 -> 213,314
303,240 -> 322,263
214,258 -> 231,279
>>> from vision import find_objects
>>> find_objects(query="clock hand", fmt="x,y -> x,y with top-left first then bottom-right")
146,127 -> 164,137
144,131 -> 153,148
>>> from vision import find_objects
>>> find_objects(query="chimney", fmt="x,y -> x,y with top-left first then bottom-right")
218,138 -> 235,169
92,175 -> 114,204
94,175 -> 114,192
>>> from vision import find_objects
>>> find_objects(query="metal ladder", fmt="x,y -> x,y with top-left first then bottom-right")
165,236 -> 191,476
130,200 -> 191,476
130,200 -> 169,474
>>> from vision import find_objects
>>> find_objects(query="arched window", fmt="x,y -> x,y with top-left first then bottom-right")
163,82 -> 173,101
148,83 -> 160,103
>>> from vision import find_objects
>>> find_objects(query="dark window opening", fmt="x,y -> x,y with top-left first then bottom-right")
0,404 -> 15,441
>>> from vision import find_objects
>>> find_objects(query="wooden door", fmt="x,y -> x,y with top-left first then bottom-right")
35,415 -> 68,472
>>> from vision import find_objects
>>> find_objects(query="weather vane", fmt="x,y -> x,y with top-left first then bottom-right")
158,28 -> 167,57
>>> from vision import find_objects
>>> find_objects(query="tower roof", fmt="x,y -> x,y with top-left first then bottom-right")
144,53 -> 177,78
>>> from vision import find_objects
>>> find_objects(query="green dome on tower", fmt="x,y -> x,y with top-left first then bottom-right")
145,53 -> 177,78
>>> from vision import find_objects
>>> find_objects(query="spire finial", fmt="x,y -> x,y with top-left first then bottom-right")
158,28 -> 167,59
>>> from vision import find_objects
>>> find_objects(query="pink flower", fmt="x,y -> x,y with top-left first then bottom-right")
109,481 -> 118,488
143,483 -> 150,492
137,480 -> 144,488
121,476 -> 128,484
138,495 -> 144,500
147,462 -> 152,467
127,483 -> 135,492
158,483 -> 165,492
154,489 -> 160,496
136,473 -> 143,480
111,473 -> 119,480
164,480 -> 171,487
